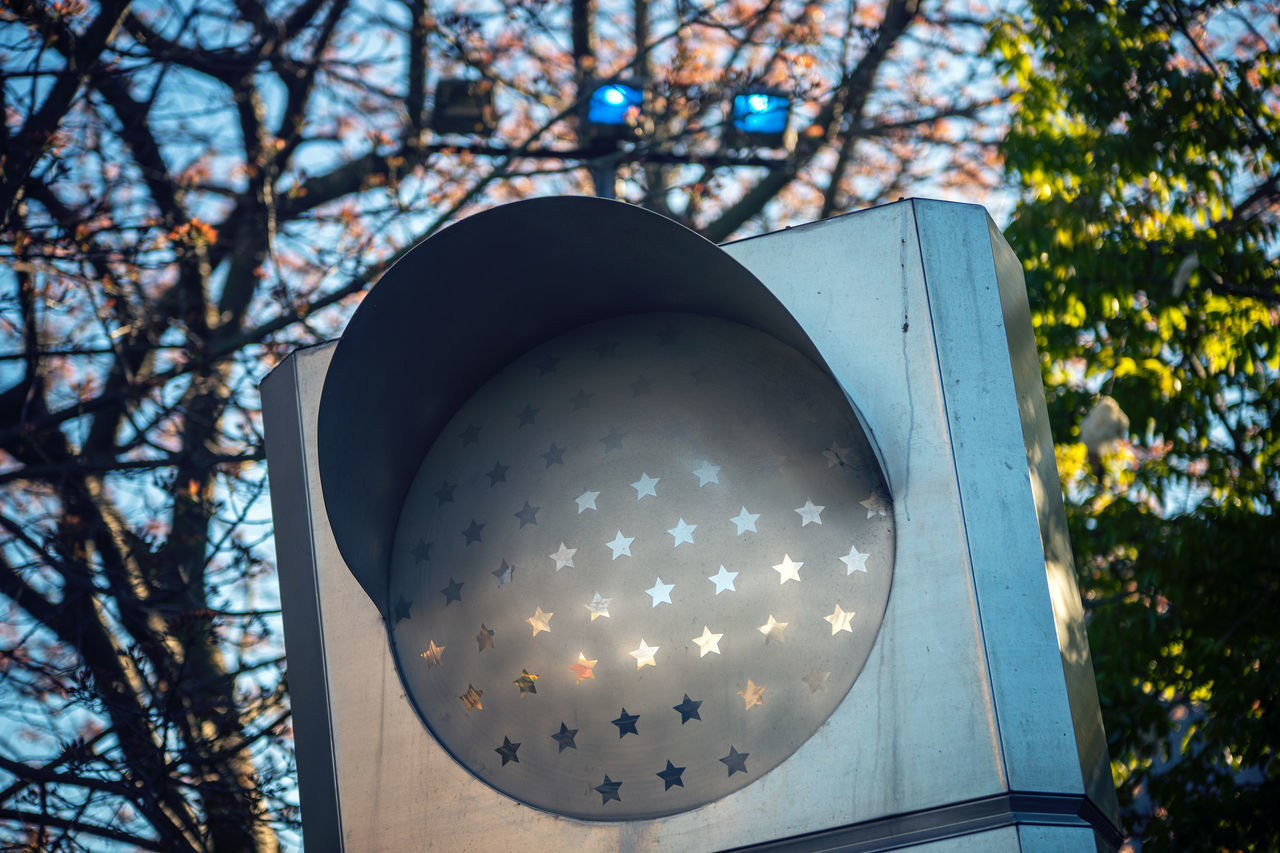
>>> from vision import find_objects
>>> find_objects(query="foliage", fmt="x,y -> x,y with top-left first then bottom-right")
994,0 -> 1280,848
0,0 -> 999,847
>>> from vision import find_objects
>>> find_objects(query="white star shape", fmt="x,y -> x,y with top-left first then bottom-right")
692,626 -> 723,657
645,577 -> 674,607
823,441 -> 850,467
758,614 -> 788,643
840,543 -> 870,575
861,494 -> 887,518
692,461 -> 720,486
773,554 -> 803,584
708,565 -> 738,594
606,531 -> 634,560
549,542 -> 576,571
630,639 -> 659,669
667,518 -> 696,547
825,604 -> 856,634
526,606 -> 553,637
584,592 -> 612,621
729,506 -> 760,535
575,489 -> 599,513
795,498 -> 825,526
631,472 -> 660,499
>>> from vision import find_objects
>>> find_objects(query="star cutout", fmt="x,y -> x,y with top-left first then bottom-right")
606,531 -> 634,560
486,461 -> 508,485
492,559 -> 514,587
631,472 -> 660,499
645,578 -> 674,607
692,625 -> 723,657
513,669 -> 538,695
570,652 -> 597,683
393,597 -> 412,623
541,443 -> 566,467
584,593 -> 612,621
802,667 -> 831,695
825,603 -> 856,634
720,746 -> 749,776
823,441 -> 850,467
738,679 -> 766,710
773,554 -> 803,584
758,615 -> 789,644
594,340 -> 619,358
795,498 -> 825,526
551,723 -> 578,751
630,639 -> 659,669
475,623 -> 495,652
840,543 -> 870,574
460,684 -> 483,712
692,461 -> 721,486
514,501 -> 540,528
495,736 -> 520,765
550,542 -> 576,571
434,481 -> 456,505
420,640 -> 444,668
708,565 -> 738,594
411,539 -> 432,563
667,518 -> 696,547
516,404 -> 539,427
535,354 -> 559,374
657,760 -> 685,790
601,427 -> 626,452
575,488 -> 600,513
440,577 -> 463,605
462,519 -> 484,545
673,694 -> 702,723
570,388 -> 594,410
730,506 -> 760,535
526,606 -> 553,637
594,775 -> 622,804
611,708 -> 640,737
861,494 -> 888,518
630,375 -> 653,395
459,423 -> 480,445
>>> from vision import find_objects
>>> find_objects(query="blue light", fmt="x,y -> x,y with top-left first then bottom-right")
588,83 -> 643,126
732,92 -> 789,137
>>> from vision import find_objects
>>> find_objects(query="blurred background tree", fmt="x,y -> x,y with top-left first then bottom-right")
994,0 -> 1278,848
0,0 -> 1000,848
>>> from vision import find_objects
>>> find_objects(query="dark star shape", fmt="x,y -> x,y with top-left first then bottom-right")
486,461 -> 508,486
594,775 -> 622,804
492,559 -> 514,587
541,443 -> 566,467
720,746 -> 749,776
411,539 -> 432,563
535,354 -> 559,375
434,480 -> 456,506
600,428 -> 626,452
657,760 -> 685,790
514,501 -> 540,528
475,623 -> 495,652
440,577 -> 463,605
630,375 -> 653,396
462,519 -> 485,545
570,388 -> 594,410
672,694 -> 702,724
594,340 -> 619,358
611,708 -> 639,738
516,404 -> 540,427
551,723 -> 578,752
393,596 -> 412,623
459,423 -> 481,445
495,736 -> 520,766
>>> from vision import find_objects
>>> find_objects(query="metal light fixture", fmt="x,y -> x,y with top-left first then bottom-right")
728,89 -> 792,149
431,78 -> 496,136
586,80 -> 645,141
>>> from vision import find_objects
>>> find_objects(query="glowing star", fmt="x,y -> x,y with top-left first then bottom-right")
667,518 -> 697,547
645,578 -> 674,607
584,593 -> 612,621
526,606 -> 553,637
475,624 -> 495,652
631,472 -> 660,499
460,684 -> 483,712
825,604 -> 856,635
692,626 -> 723,657
823,441 -> 850,467
569,652 -> 597,683
606,531 -> 634,560
758,615 -> 789,644
575,489 -> 600,513
861,494 -> 888,518
794,498 -> 825,526
802,667 -> 831,695
840,543 -> 870,575
513,670 -> 539,695
550,542 -> 577,571
773,554 -> 803,584
630,639 -> 659,669
708,565 -> 738,595
692,461 -> 721,486
738,678 -> 766,710
420,640 -> 445,668
729,506 -> 760,535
